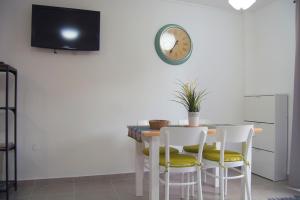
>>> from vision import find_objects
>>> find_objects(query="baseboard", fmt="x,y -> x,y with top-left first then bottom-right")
18,171 -> 139,182
287,186 -> 300,192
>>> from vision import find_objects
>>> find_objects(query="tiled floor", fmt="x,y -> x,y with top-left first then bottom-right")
1,172 -> 299,200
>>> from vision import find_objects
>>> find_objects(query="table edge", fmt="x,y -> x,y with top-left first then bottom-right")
141,128 -> 263,137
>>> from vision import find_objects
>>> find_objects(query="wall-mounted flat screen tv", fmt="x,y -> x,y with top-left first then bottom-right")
31,5 -> 100,51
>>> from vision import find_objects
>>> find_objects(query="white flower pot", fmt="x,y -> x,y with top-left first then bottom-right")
188,112 -> 200,127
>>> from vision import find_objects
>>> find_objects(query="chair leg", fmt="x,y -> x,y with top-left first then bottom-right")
181,173 -> 185,199
197,167 -> 203,200
219,167 -> 225,200
214,167 -> 220,188
203,169 -> 207,183
165,171 -> 170,200
245,166 -> 252,200
225,168 -> 228,196
240,166 -> 245,200
192,172 -> 195,198
186,173 -> 190,200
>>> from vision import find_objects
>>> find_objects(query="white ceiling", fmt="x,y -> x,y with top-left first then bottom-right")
176,0 -> 277,11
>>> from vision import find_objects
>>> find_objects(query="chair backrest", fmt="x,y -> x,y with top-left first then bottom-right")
178,119 -> 211,126
215,125 -> 254,143
178,120 -> 189,126
160,127 -> 208,162
137,120 -> 149,146
137,120 -> 149,126
215,125 -> 254,164
199,119 -> 212,125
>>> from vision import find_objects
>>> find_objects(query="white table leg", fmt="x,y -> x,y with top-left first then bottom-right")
149,136 -> 160,200
242,142 -> 252,200
135,142 -> 144,196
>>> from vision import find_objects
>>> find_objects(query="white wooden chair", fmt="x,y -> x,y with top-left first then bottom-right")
180,119 -> 214,198
159,127 -> 208,200
137,120 -> 149,126
203,125 -> 254,200
178,119 -> 211,126
138,120 -> 179,170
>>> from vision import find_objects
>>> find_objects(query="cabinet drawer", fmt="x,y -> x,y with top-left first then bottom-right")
252,148 -> 275,180
253,123 -> 275,152
245,96 -> 275,123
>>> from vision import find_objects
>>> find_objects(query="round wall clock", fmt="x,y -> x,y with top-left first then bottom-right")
155,24 -> 192,65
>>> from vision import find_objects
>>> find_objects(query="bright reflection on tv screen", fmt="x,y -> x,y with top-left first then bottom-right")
61,28 -> 80,40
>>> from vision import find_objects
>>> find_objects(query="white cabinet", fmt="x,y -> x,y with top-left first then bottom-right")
252,148 -> 275,180
245,96 -> 275,123
244,95 -> 288,181
252,123 -> 275,152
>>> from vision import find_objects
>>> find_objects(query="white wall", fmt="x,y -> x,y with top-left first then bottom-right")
243,0 -> 295,172
0,0 -> 244,180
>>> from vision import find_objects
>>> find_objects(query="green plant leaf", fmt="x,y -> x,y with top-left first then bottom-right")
172,80 -> 207,112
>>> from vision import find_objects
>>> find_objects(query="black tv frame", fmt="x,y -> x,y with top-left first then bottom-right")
31,4 -> 101,51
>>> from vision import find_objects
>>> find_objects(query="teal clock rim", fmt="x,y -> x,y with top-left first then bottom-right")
155,24 -> 193,65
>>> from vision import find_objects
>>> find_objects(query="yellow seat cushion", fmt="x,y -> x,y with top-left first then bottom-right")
143,147 -> 179,156
183,143 -> 217,153
203,150 -> 243,162
159,154 -> 199,168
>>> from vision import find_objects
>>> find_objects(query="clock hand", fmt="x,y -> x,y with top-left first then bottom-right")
169,40 -> 179,54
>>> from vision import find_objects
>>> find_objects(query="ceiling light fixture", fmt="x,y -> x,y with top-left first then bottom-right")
228,0 -> 256,10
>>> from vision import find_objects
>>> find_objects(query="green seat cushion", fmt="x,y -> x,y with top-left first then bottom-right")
159,154 -> 199,168
143,147 -> 179,156
183,143 -> 217,153
203,150 -> 243,162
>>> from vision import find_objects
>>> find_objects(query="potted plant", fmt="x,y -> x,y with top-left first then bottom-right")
173,81 -> 207,127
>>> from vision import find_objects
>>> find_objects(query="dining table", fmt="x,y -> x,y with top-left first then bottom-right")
127,124 -> 262,200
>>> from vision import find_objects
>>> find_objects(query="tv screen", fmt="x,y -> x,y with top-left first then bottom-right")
31,5 -> 100,51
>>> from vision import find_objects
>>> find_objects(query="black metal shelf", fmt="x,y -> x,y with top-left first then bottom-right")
0,63 -> 17,75
0,143 -> 15,151
0,61 -> 17,200
0,181 -> 15,193
0,107 -> 16,113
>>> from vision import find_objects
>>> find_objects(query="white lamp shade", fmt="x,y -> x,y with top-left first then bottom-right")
228,0 -> 256,10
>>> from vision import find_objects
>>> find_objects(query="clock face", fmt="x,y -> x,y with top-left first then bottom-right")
155,25 -> 192,65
